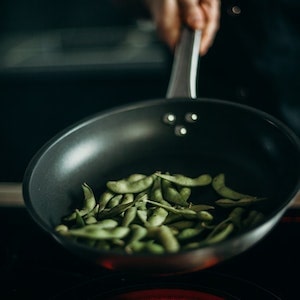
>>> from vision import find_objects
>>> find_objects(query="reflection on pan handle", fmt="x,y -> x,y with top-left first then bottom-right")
166,28 -> 201,100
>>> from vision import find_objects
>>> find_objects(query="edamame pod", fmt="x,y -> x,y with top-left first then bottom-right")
55,224 -> 68,233
150,177 -> 171,206
156,172 -> 212,187
243,210 -> 265,228
107,194 -> 123,208
178,186 -> 192,202
205,223 -> 234,244
168,220 -> 195,230
127,173 -> 147,182
177,227 -> 205,240
228,207 -> 246,228
136,209 -> 148,225
125,224 -> 148,253
144,241 -> 165,254
82,183 -> 96,212
106,175 -> 155,194
127,224 -> 148,244
98,201 -> 134,219
95,240 -> 111,251
122,206 -> 137,227
126,241 -> 145,253
147,207 -> 169,226
85,216 -> 97,224
156,225 -> 180,253
94,219 -> 119,229
67,226 -> 130,240
162,178 -> 189,207
196,211 -> 214,222
63,208 -> 88,222
56,170 -> 268,255
144,199 -> 197,217
120,193 -> 134,205
98,190 -> 115,212
189,204 -> 215,212
75,209 -> 85,227
215,197 -> 267,208
212,173 -> 252,199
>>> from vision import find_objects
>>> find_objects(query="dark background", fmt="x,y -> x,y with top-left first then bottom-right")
0,0 -> 299,182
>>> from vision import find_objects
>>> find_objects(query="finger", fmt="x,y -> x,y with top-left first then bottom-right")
144,0 -> 181,50
178,0 -> 205,29
199,0 -> 221,55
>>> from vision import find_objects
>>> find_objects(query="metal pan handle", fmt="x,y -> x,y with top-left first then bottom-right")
166,28 -> 201,99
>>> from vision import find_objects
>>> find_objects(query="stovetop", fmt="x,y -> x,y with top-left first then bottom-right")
1,183 -> 299,299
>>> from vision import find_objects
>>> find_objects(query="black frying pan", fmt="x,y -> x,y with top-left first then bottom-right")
23,28 -> 300,275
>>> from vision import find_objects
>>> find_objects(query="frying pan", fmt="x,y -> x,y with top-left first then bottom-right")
23,28 -> 300,275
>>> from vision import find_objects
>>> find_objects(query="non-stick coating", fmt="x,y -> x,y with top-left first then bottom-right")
23,97 -> 300,274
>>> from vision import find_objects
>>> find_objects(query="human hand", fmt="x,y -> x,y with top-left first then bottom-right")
144,0 -> 220,56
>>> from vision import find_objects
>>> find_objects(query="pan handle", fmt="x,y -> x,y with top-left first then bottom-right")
166,27 -> 201,99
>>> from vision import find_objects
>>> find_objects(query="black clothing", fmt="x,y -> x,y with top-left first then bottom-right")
199,0 -> 300,136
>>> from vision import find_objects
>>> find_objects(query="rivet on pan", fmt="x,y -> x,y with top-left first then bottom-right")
174,125 -> 187,136
163,113 -> 176,124
185,112 -> 198,123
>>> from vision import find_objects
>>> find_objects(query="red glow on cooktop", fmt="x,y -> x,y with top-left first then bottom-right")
109,288 -> 224,300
